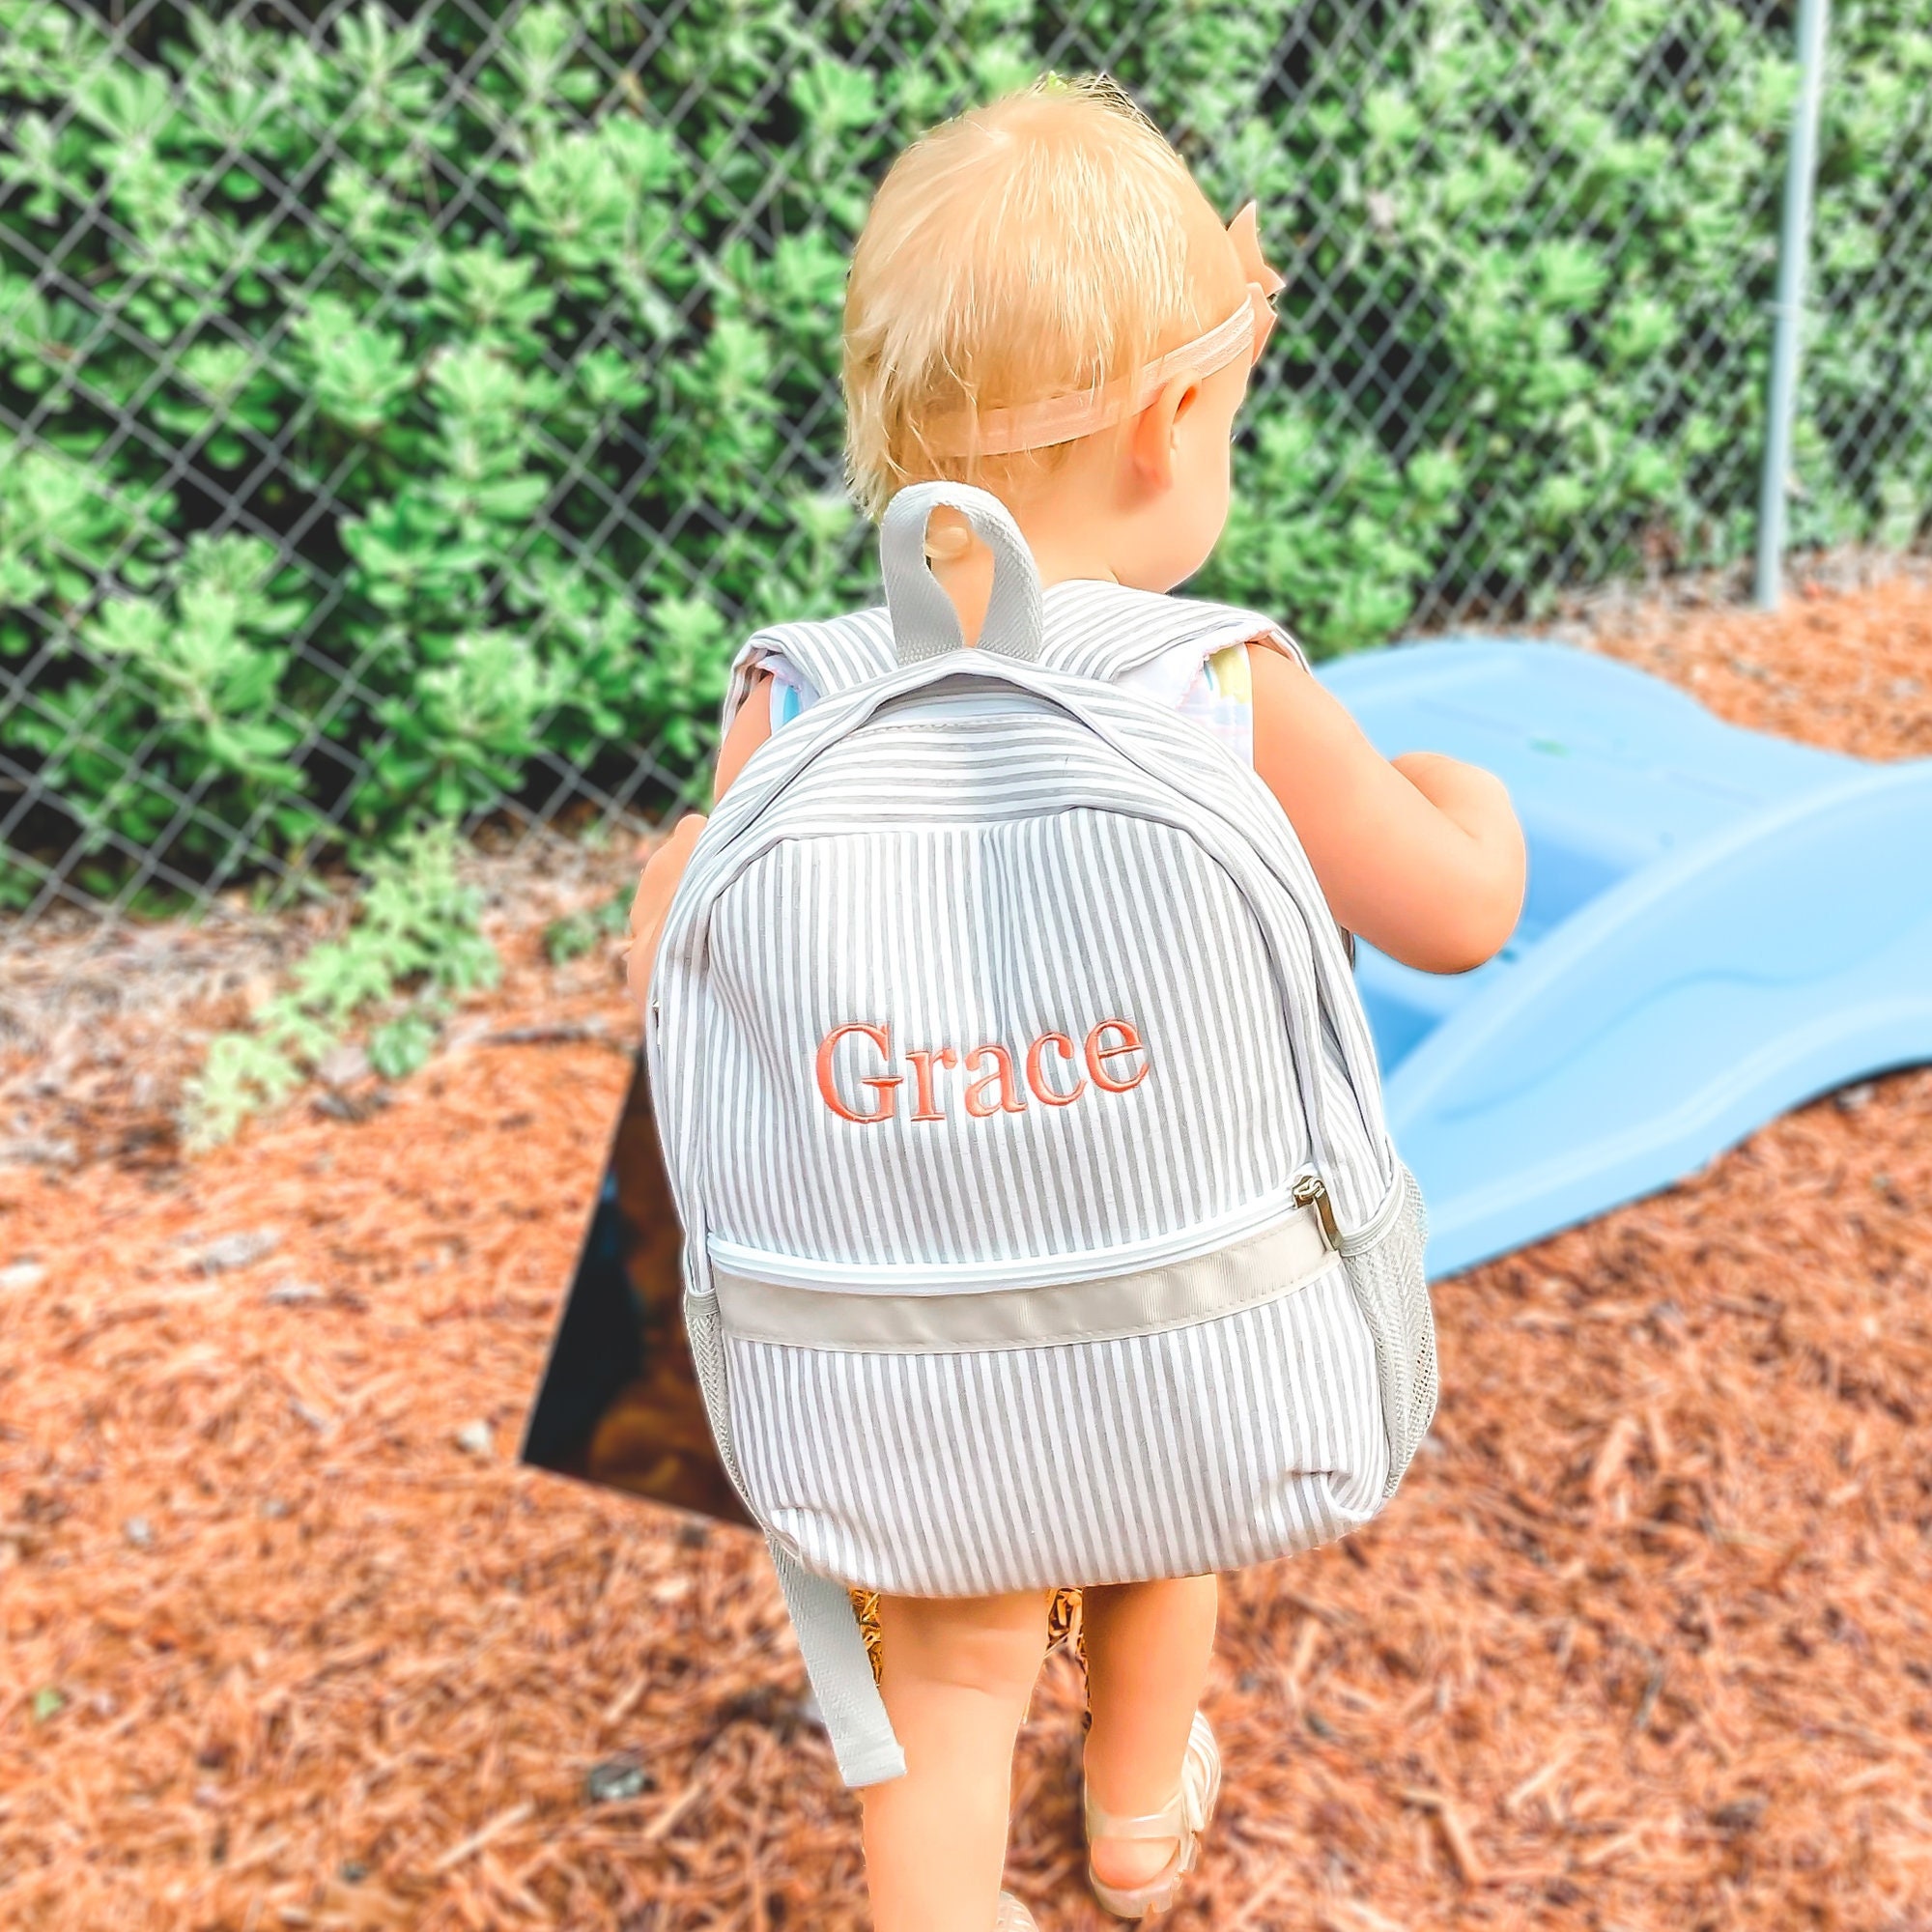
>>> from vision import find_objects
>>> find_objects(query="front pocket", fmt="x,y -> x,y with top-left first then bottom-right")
718,1264 -> 1389,1596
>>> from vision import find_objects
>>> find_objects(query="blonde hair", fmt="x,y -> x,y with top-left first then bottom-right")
842,75 -> 1245,522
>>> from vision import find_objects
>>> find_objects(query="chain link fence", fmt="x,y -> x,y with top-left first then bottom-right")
1,0 -> 1927,941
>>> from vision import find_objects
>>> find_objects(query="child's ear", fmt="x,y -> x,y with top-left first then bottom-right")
1128,373 -> 1201,494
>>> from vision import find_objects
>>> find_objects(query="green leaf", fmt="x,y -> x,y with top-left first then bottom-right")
790,57 -> 881,137
295,298 -> 415,434
368,1013 -> 437,1080
1362,87 -> 1422,150
1533,240 -> 1610,314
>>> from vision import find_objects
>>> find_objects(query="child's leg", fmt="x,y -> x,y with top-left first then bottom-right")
861,1588 -> 1050,1932
1079,1575 -> 1219,1889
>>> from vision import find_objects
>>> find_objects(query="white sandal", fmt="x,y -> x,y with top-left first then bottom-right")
996,1892 -> 1038,1930
1083,1711 -> 1222,1919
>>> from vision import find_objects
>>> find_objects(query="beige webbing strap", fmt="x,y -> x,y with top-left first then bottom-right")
767,1538 -> 907,1787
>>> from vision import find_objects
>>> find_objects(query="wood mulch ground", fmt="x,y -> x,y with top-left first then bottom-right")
3,569 -> 1930,1931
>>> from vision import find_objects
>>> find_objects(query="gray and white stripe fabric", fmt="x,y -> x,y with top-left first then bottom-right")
651,482 -> 1435,1788
721,579 -> 1309,736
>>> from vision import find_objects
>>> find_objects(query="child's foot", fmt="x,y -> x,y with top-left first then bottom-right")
1083,1711 -> 1221,1918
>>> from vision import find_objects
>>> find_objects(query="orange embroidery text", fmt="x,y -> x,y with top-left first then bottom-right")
815,1020 -> 1149,1124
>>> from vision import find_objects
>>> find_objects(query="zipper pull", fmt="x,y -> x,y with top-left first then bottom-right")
1292,1168 -> 1341,1250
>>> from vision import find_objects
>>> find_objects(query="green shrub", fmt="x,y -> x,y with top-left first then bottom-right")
1,1 -> 1926,906
181,822 -> 500,1147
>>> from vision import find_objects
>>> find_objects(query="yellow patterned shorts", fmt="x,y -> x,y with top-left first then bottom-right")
851,1586 -> 1087,1685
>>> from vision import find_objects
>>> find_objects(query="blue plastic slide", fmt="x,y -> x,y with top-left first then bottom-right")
1316,639 -> 1932,1279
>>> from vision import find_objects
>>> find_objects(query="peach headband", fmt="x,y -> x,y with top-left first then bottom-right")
929,202 -> 1284,459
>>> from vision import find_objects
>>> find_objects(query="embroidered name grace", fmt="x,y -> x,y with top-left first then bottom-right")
814,1019 -> 1151,1124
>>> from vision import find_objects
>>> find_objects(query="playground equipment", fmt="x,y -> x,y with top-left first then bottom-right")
1319,639 -> 1932,1279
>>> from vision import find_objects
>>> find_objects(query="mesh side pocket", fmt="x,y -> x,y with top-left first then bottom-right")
684,1286 -> 755,1516
1339,1164 -> 1437,1500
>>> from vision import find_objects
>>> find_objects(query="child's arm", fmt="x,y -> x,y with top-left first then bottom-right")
1248,645 -> 1525,974
622,673 -> 775,1010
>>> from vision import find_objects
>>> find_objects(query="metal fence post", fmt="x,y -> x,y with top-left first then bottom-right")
1755,0 -> 1832,611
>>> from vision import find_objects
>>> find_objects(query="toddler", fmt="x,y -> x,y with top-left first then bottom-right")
629,76 -> 1523,1931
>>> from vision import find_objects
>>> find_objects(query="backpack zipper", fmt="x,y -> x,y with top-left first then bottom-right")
708,1186 -> 1321,1295
1294,1163 -> 1411,1256
1290,1168 -> 1342,1249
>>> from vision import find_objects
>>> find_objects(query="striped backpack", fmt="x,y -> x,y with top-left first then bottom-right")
648,482 -> 1435,1786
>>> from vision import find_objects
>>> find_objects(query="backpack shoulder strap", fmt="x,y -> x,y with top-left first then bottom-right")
721,579 -> 1308,738
723,608 -> 897,733
1038,582 -> 1309,684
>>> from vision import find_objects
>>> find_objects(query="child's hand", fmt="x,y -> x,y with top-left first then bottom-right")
622,812 -> 707,1014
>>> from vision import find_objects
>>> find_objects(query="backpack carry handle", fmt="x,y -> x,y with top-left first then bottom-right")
879,481 -> 1045,665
